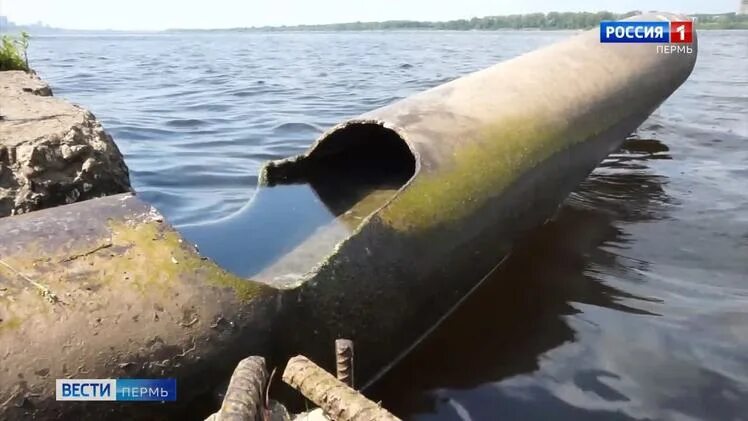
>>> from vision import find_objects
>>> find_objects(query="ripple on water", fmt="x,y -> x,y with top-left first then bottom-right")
164,118 -> 211,128
271,122 -> 323,135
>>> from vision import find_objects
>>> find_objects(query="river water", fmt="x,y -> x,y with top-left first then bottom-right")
30,30 -> 747,420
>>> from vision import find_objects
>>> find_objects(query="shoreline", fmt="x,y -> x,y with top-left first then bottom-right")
3,11 -> 747,33
4,27 -> 747,35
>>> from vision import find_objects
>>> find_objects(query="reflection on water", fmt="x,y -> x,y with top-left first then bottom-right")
571,138 -> 672,222
178,180 -> 402,281
179,183 -> 345,278
178,129 -> 413,281
370,136 -> 748,420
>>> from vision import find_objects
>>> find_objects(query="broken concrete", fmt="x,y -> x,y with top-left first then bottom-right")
0,71 -> 131,217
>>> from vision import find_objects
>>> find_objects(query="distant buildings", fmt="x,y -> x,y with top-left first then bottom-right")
0,17 -> 58,33
740,0 -> 748,15
0,16 -> 18,32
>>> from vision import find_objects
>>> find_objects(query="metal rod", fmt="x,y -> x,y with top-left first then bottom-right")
335,339 -> 355,388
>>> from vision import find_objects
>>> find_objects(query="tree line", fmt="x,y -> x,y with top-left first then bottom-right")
224,12 -> 748,32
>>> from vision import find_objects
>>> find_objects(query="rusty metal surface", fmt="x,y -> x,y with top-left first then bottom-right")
335,339 -> 354,388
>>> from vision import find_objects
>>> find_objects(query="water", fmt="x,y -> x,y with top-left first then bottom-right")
29,30 -> 748,420
178,133 -> 413,282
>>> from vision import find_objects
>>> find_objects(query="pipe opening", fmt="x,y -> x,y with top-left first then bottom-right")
266,122 -> 416,214
179,123 -> 416,284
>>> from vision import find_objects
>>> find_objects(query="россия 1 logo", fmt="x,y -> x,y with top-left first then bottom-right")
600,20 -> 693,44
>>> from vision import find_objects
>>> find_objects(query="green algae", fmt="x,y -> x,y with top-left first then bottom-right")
380,116 -> 561,231
205,271 -> 267,301
378,107 -> 628,232
106,219 -> 268,302
0,316 -> 22,333
0,218 -> 268,310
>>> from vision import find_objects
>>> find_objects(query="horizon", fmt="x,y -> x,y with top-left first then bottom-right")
0,0 -> 742,31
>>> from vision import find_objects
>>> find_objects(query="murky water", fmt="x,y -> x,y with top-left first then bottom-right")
28,30 -> 748,420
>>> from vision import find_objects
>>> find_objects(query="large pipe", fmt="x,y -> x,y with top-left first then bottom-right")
262,12 -> 697,384
0,13 -> 696,419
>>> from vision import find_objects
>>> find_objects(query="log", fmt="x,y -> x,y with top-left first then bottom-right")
282,355 -> 400,421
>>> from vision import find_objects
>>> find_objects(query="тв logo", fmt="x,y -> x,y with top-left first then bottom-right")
670,21 -> 693,43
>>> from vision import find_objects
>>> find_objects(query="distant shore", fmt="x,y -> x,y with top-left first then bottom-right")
2,11 -> 747,34
167,11 -> 748,32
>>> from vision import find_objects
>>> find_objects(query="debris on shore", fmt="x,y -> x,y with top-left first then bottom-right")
207,340 -> 400,421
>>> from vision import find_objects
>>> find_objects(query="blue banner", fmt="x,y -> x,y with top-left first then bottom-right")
116,378 -> 177,401
600,21 -> 670,43
56,378 -> 177,401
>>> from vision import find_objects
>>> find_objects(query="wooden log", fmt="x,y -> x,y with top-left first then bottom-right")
282,355 -> 400,421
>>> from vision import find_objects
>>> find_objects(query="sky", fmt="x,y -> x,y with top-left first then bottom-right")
0,0 -> 741,31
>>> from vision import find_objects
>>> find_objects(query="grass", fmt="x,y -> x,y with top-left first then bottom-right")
0,32 -> 30,71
